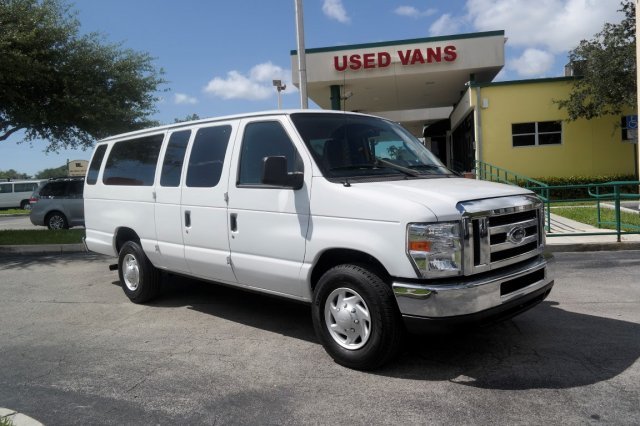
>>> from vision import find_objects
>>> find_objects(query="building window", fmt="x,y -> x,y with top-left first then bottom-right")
512,121 -> 562,147
621,116 -> 638,142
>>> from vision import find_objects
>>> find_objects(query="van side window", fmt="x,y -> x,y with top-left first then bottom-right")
186,125 -> 231,188
238,121 -> 302,186
103,134 -> 164,186
14,183 -> 37,192
0,183 -> 12,193
40,181 -> 67,197
87,144 -> 107,185
161,130 -> 191,187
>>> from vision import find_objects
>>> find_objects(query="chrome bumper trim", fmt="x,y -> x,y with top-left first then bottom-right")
393,255 -> 552,318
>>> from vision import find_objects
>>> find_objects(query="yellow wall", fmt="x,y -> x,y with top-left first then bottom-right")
475,79 -> 636,178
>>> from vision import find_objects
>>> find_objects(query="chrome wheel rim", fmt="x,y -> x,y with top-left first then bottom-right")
49,215 -> 65,229
122,254 -> 140,291
324,287 -> 371,350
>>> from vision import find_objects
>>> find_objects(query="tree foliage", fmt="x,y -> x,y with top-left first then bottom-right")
0,169 -> 29,179
174,113 -> 201,123
556,0 -> 636,120
35,164 -> 67,179
0,0 -> 165,151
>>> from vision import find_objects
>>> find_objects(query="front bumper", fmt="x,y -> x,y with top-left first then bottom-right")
392,255 -> 553,333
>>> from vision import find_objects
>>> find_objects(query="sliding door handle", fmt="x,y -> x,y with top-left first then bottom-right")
184,210 -> 191,228
230,213 -> 237,232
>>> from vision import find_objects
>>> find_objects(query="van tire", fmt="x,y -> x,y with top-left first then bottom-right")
118,241 -> 160,304
312,264 -> 403,370
46,212 -> 68,230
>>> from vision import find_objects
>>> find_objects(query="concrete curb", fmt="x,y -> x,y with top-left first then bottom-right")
0,244 -> 85,255
0,408 -> 44,426
546,242 -> 640,253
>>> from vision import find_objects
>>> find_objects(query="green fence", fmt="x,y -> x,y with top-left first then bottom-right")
476,161 -> 640,242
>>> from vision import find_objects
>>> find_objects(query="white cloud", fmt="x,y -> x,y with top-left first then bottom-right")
395,6 -> 437,18
510,48 -> 556,77
174,93 -> 198,105
203,62 -> 295,101
467,0 -> 621,53
323,0 -> 350,23
429,14 -> 465,36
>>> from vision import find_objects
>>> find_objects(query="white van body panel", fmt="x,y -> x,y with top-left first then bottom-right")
179,121 -> 238,284
226,117 -> 312,298
84,110 -> 552,323
0,181 -> 42,209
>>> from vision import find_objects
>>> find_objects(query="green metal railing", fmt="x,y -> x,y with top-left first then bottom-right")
475,161 -> 640,242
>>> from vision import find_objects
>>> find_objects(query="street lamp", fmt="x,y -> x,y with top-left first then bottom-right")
273,79 -> 286,110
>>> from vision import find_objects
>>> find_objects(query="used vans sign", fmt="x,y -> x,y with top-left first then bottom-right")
333,45 -> 457,71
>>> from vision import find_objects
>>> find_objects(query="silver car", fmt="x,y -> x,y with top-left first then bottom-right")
29,178 -> 85,230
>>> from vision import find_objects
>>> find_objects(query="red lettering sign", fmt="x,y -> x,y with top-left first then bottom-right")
444,45 -> 457,62
378,52 -> 391,67
332,45 -> 457,71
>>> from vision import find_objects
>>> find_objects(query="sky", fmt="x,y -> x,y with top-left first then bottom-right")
1,0 -> 625,177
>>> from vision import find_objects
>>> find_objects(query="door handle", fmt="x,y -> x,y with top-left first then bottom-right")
230,213 -> 237,232
185,210 -> 191,228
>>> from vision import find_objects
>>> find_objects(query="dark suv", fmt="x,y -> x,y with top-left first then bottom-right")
30,177 -> 85,229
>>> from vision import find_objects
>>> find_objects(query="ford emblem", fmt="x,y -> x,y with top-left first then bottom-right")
507,225 -> 527,245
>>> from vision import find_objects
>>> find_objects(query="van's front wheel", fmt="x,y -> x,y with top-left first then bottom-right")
312,264 -> 403,370
118,241 -> 160,304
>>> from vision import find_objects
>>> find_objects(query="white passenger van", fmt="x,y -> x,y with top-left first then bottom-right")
0,180 -> 42,210
85,110 -> 554,369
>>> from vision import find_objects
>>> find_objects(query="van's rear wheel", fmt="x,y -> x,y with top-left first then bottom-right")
312,264 -> 403,370
118,241 -> 160,303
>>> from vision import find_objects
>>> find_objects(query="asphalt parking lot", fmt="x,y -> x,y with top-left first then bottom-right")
1,251 -> 639,425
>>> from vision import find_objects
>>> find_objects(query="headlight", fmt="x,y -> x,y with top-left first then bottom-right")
407,222 -> 463,278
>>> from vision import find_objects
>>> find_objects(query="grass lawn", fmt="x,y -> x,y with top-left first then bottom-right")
0,208 -> 30,215
0,229 -> 85,245
552,206 -> 640,232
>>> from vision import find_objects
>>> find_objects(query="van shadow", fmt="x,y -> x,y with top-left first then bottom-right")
381,301 -> 640,390
152,273 -> 316,344
150,275 -> 640,390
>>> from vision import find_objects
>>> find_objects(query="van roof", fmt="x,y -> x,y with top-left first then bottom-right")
98,109 -> 377,143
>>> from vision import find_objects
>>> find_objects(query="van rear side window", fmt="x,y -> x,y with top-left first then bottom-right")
103,134 -> 164,186
186,125 -> 231,188
161,130 -> 191,187
87,144 -> 107,185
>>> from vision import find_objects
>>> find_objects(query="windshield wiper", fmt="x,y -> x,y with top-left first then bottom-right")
375,158 -> 421,177
408,164 -> 454,174
329,163 -> 377,171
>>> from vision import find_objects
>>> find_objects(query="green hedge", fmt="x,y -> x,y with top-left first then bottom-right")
528,175 -> 639,201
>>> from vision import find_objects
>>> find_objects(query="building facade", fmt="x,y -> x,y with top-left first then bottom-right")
291,32 -> 637,179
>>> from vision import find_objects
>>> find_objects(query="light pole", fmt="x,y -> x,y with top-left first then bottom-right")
294,0 -> 308,109
273,80 -> 286,109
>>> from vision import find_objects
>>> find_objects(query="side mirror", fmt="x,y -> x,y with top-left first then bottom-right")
262,156 -> 304,189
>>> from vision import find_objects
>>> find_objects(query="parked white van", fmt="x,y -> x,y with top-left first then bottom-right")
0,180 -> 42,210
84,110 -> 554,369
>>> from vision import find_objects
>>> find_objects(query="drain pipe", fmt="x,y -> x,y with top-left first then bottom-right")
473,84 -> 483,177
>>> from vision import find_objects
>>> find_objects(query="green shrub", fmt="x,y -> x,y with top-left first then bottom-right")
528,175 -> 639,201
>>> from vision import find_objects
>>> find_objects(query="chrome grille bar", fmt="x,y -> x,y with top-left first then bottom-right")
459,195 -> 544,276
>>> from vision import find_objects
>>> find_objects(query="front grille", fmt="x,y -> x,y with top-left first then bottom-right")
459,195 -> 544,275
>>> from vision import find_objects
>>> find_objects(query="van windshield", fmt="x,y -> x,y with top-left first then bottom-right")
290,113 -> 452,180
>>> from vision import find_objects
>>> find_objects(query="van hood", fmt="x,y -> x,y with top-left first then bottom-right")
311,177 -> 534,223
